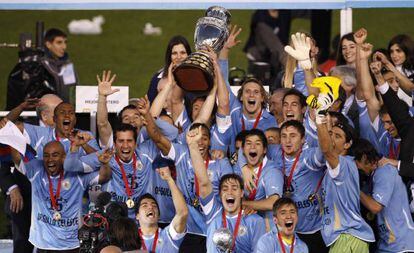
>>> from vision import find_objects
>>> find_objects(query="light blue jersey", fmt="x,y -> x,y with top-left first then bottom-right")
255,229 -> 309,253
233,157 -> 283,228
140,225 -> 185,253
272,146 -> 325,234
20,159 -> 99,250
72,140 -> 158,218
23,124 -> 100,158
371,165 -> 414,253
163,143 -> 234,235
200,192 -> 266,253
321,156 -> 375,246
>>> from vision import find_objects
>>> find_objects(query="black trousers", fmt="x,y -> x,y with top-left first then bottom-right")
179,233 -> 206,253
298,230 -> 329,253
37,248 -> 79,253
5,194 -> 33,253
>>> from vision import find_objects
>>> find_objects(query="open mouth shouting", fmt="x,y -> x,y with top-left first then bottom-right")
146,211 -> 156,218
285,112 -> 295,121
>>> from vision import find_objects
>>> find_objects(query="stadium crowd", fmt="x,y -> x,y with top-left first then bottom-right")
1,10 -> 414,253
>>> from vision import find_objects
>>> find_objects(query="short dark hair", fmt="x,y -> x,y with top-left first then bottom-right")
219,173 -> 244,193
282,88 -> 307,108
273,197 -> 297,216
189,122 -> 210,139
235,130 -> 250,143
242,129 -> 268,150
44,28 -> 67,43
118,104 -> 138,123
114,124 -> 138,144
53,102 -> 72,116
328,111 -> 349,126
135,193 -> 160,215
265,127 -> 280,134
353,138 -> 381,164
280,120 -> 305,138
333,121 -> 355,144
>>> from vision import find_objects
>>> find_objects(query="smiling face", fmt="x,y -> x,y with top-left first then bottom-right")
242,134 -> 266,167
220,178 -> 244,215
341,39 -> 357,65
269,92 -> 285,119
54,103 -> 76,137
114,130 -> 137,162
273,203 -> 298,237
136,198 -> 159,226
280,126 -> 304,157
121,108 -> 142,129
330,126 -> 351,155
282,95 -> 305,122
43,141 -> 65,176
195,127 -> 210,159
171,44 -> 188,65
241,82 -> 264,117
390,44 -> 406,66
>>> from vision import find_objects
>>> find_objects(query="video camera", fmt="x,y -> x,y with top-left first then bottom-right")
78,192 -> 128,253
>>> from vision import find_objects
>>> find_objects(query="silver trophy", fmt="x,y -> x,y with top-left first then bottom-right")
173,6 -> 231,93
212,227 -> 233,253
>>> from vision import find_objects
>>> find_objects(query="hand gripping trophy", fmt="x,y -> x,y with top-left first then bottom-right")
173,6 -> 231,93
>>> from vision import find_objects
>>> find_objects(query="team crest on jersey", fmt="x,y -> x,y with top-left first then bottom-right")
207,170 -> 214,182
62,179 -> 71,190
238,225 -> 247,236
136,160 -> 143,170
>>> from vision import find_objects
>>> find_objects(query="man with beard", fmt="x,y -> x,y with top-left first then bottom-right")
255,197 -> 309,253
187,126 -> 266,253
136,166 -> 188,252
6,100 -> 99,157
9,140 -> 111,252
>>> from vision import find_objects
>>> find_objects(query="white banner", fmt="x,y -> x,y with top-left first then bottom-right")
75,85 -> 129,113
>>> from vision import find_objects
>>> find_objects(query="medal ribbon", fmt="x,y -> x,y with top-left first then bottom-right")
241,110 -> 262,131
195,158 -> 209,197
222,208 -> 243,251
389,141 -> 400,160
247,162 -> 263,200
47,170 -> 64,211
115,154 -> 137,199
277,232 -> 295,253
282,149 -> 302,192
138,228 -> 159,252
311,171 -> 326,199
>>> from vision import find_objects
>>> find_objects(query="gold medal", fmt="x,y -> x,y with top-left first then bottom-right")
192,197 -> 200,207
53,211 -> 61,221
308,193 -> 316,202
126,198 -> 135,209
283,191 -> 293,198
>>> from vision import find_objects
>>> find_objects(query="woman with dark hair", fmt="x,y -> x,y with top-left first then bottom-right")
146,35 -> 192,103
107,217 -> 141,251
374,34 -> 414,93
336,32 -> 356,66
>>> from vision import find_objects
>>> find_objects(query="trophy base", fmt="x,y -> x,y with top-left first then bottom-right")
173,51 -> 215,93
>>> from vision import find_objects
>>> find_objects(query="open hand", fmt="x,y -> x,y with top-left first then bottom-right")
97,70 -> 119,97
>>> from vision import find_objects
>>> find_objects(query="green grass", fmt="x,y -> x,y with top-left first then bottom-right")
0,8 -> 413,111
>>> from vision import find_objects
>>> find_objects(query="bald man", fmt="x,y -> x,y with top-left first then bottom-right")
36,94 -> 63,127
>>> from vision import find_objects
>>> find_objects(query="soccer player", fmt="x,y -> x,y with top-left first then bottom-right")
10,140 -> 111,252
187,126 -> 266,253
136,166 -> 188,252
255,197 -> 309,253
7,100 -> 99,157
316,111 -> 375,252
354,139 -> 414,253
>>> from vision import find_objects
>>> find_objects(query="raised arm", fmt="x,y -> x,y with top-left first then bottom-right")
354,28 -> 380,122
150,63 -> 174,118
137,96 -> 171,156
158,167 -> 188,233
187,126 -> 213,198
97,148 -> 113,184
219,25 -> 242,61
360,191 -> 383,214
97,71 -> 119,147
6,98 -> 39,122
193,80 -> 217,124
317,114 -> 338,168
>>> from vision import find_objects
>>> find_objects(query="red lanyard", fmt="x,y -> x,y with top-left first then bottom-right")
222,208 -> 243,251
138,228 -> 159,252
277,232 -> 295,253
47,170 -> 64,211
282,150 -> 302,190
389,141 -> 400,160
195,158 -> 209,197
115,154 -> 137,198
241,110 -> 262,131
247,162 -> 263,200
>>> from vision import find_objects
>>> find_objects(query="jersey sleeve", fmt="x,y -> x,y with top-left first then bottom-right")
372,166 -> 396,207
138,139 -> 159,162
262,164 -> 284,197
164,224 -> 186,251
23,123 -> 44,146
326,155 -> 351,182
80,171 -> 100,190
19,159 -> 43,179
303,148 -> 326,171
64,152 -> 101,173
162,143 -> 187,165
357,101 -> 381,153
200,191 -> 222,224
